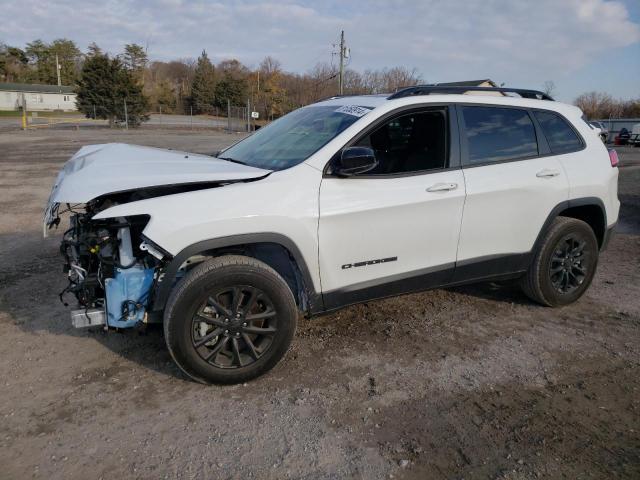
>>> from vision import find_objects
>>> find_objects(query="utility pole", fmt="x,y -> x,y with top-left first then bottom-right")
56,54 -> 62,86
338,30 -> 345,95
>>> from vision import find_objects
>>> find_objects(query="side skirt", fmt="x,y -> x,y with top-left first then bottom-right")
314,253 -> 531,316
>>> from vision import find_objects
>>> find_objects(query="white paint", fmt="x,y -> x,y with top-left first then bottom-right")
456,156 -> 569,261
46,143 -> 270,204
319,170 -> 465,292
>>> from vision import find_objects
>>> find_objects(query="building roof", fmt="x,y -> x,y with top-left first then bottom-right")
433,79 -> 498,87
0,83 -> 75,94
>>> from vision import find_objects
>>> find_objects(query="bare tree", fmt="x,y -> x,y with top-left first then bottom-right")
574,91 -> 615,119
542,80 -> 556,97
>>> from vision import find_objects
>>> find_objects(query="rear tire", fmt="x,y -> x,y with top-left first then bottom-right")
164,255 -> 298,384
520,217 -> 599,307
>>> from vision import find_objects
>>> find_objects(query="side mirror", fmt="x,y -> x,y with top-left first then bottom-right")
334,147 -> 378,177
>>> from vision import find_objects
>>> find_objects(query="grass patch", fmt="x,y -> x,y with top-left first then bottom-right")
0,110 -> 81,118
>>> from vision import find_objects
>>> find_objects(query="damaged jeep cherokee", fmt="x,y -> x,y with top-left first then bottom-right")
45,86 -> 619,384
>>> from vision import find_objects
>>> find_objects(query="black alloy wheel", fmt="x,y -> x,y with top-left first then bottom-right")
191,286 -> 278,369
520,216 -> 599,307
549,235 -> 590,294
164,255 -> 297,384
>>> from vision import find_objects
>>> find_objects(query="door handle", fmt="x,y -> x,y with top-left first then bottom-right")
536,169 -> 560,178
426,182 -> 458,192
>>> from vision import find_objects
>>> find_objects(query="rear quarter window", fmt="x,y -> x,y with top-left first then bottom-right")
461,106 -> 538,165
534,111 -> 583,154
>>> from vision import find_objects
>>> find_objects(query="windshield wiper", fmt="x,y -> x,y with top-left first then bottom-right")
217,156 -> 248,166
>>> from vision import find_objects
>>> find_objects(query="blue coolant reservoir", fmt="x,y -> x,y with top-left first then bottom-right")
105,266 -> 155,328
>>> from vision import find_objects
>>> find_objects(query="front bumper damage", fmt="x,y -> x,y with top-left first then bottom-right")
44,143 -> 270,330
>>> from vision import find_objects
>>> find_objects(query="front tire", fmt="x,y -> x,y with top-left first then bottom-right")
164,255 -> 298,384
520,217 -> 599,307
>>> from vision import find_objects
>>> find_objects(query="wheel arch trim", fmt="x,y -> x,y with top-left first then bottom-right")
151,233 -> 320,314
532,196 -> 607,257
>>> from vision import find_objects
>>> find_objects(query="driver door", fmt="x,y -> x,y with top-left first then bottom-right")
318,106 -> 466,310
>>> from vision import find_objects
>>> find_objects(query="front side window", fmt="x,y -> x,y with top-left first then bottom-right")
462,106 -> 538,165
219,105 -> 369,171
353,109 -> 448,174
535,111 -> 583,154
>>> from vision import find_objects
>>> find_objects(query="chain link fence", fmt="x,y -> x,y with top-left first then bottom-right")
12,96 -> 262,132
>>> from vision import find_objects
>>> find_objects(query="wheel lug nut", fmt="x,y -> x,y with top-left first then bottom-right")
224,318 -> 229,323
236,313 -> 241,318
242,322 -> 247,327
224,330 -> 229,335
235,332 -> 240,337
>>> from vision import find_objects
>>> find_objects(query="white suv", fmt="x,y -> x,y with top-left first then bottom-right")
44,86 -> 620,384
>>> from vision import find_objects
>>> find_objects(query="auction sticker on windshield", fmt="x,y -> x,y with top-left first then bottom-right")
334,105 -> 372,117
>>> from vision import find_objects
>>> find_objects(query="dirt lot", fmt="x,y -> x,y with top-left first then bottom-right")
0,127 -> 639,479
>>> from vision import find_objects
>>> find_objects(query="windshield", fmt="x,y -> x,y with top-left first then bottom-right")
218,105 -> 371,170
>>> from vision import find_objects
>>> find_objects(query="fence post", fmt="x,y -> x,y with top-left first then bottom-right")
21,93 -> 27,130
159,105 -> 162,124
93,104 -> 97,120
227,99 -> 231,132
123,98 -> 129,130
190,105 -> 193,130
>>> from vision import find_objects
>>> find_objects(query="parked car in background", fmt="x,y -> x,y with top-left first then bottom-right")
589,121 -> 609,143
615,127 -> 631,145
630,123 -> 640,147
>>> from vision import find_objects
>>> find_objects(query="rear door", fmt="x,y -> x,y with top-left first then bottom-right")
318,106 -> 466,309
454,104 -> 569,280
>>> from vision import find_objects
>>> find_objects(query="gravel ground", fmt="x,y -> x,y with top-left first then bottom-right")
0,128 -> 639,480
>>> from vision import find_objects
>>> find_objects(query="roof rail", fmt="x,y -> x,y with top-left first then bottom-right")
388,85 -> 554,101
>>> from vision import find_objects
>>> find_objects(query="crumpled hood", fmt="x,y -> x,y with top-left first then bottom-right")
46,143 -> 271,204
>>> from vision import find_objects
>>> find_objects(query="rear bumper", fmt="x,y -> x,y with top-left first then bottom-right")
601,222 -> 617,252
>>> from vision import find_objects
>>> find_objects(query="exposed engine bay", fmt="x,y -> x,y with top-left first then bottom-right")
43,143 -> 273,329
57,202 -> 162,329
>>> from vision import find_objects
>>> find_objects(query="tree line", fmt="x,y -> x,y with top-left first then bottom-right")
574,91 -> 640,120
1,38 -> 638,124
0,38 -> 422,124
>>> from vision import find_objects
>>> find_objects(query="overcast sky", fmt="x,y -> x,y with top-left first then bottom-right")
2,0 -> 639,102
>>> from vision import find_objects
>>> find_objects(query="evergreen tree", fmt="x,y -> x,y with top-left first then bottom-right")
215,58 -> 249,110
0,45 -> 29,82
190,50 -> 215,113
122,43 -> 147,83
87,42 -> 103,57
155,80 -> 176,112
214,72 -> 248,109
76,51 -> 149,127
25,38 -> 81,85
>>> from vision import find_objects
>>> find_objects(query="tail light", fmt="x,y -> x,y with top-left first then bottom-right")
608,149 -> 619,167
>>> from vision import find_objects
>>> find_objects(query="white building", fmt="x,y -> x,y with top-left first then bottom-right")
0,83 -> 77,112
432,79 -> 505,96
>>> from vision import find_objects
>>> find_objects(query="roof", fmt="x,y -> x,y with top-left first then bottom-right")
0,83 -> 75,94
433,79 -> 498,87
315,91 -> 577,118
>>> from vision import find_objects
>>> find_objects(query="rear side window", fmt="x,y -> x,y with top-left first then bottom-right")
534,111 -> 583,154
461,106 -> 538,165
